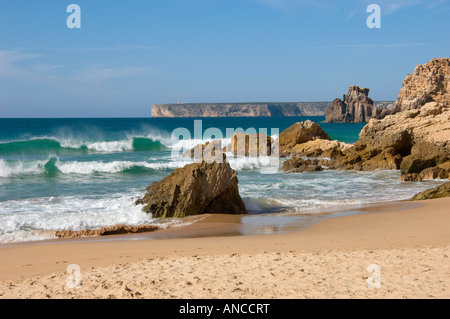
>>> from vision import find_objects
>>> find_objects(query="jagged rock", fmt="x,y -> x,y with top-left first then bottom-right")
136,160 -> 247,218
410,181 -> 450,200
325,86 -> 389,123
394,58 -> 450,113
290,139 -> 353,159
182,140 -> 224,161
282,158 -> 325,173
223,132 -> 272,156
274,120 -> 330,157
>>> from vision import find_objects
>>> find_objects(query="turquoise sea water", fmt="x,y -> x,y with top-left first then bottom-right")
0,117 -> 444,243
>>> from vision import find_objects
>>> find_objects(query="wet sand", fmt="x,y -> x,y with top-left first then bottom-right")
0,198 -> 449,299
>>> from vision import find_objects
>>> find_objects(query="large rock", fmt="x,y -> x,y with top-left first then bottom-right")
136,160 -> 247,218
274,120 -> 330,157
410,182 -> 450,201
224,132 -> 272,156
394,58 -> 450,113
325,86 -> 388,123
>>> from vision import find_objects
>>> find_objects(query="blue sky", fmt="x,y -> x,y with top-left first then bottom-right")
0,0 -> 449,117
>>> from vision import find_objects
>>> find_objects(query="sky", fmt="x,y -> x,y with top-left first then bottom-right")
0,0 -> 449,118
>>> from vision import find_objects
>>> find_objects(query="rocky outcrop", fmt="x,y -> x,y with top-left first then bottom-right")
289,139 -> 353,159
282,158 -> 329,173
327,58 -> 450,175
136,159 -> 247,218
410,182 -> 450,201
325,86 -> 389,123
152,102 -> 331,117
274,120 -> 330,157
394,58 -> 450,113
399,142 -> 449,175
223,132 -> 273,156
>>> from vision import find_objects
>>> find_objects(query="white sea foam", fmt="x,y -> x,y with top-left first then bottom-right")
0,194 -> 189,243
0,159 -> 47,177
86,140 -> 134,152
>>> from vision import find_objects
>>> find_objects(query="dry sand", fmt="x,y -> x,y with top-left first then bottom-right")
0,198 -> 449,299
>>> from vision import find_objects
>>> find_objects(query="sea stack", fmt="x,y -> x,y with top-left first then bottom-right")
325,85 -> 387,123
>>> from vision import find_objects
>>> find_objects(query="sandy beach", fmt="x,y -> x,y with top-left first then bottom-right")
0,197 -> 449,299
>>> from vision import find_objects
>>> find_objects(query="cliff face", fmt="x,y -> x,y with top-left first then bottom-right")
151,102 -> 331,118
394,57 -> 450,113
325,86 -> 389,123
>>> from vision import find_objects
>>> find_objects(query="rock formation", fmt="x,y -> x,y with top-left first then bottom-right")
288,139 -> 353,159
136,158 -> 247,218
327,58 -> 450,178
410,182 -> 450,201
325,86 -> 389,123
274,120 -> 330,157
223,132 -> 273,156
394,58 -> 450,113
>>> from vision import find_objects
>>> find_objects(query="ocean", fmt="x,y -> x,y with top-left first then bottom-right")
0,117 -> 445,243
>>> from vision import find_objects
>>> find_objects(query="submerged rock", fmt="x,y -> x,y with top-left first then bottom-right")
136,159 -> 247,218
410,182 -> 450,200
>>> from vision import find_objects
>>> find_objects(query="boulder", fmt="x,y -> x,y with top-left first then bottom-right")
410,181 -> 450,201
223,132 -> 272,156
136,159 -> 247,218
274,120 -> 330,157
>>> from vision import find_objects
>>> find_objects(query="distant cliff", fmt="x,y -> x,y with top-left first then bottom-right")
151,102 -> 331,118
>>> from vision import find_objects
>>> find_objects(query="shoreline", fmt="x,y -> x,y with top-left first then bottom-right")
0,199 -> 420,248
0,197 -> 449,286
